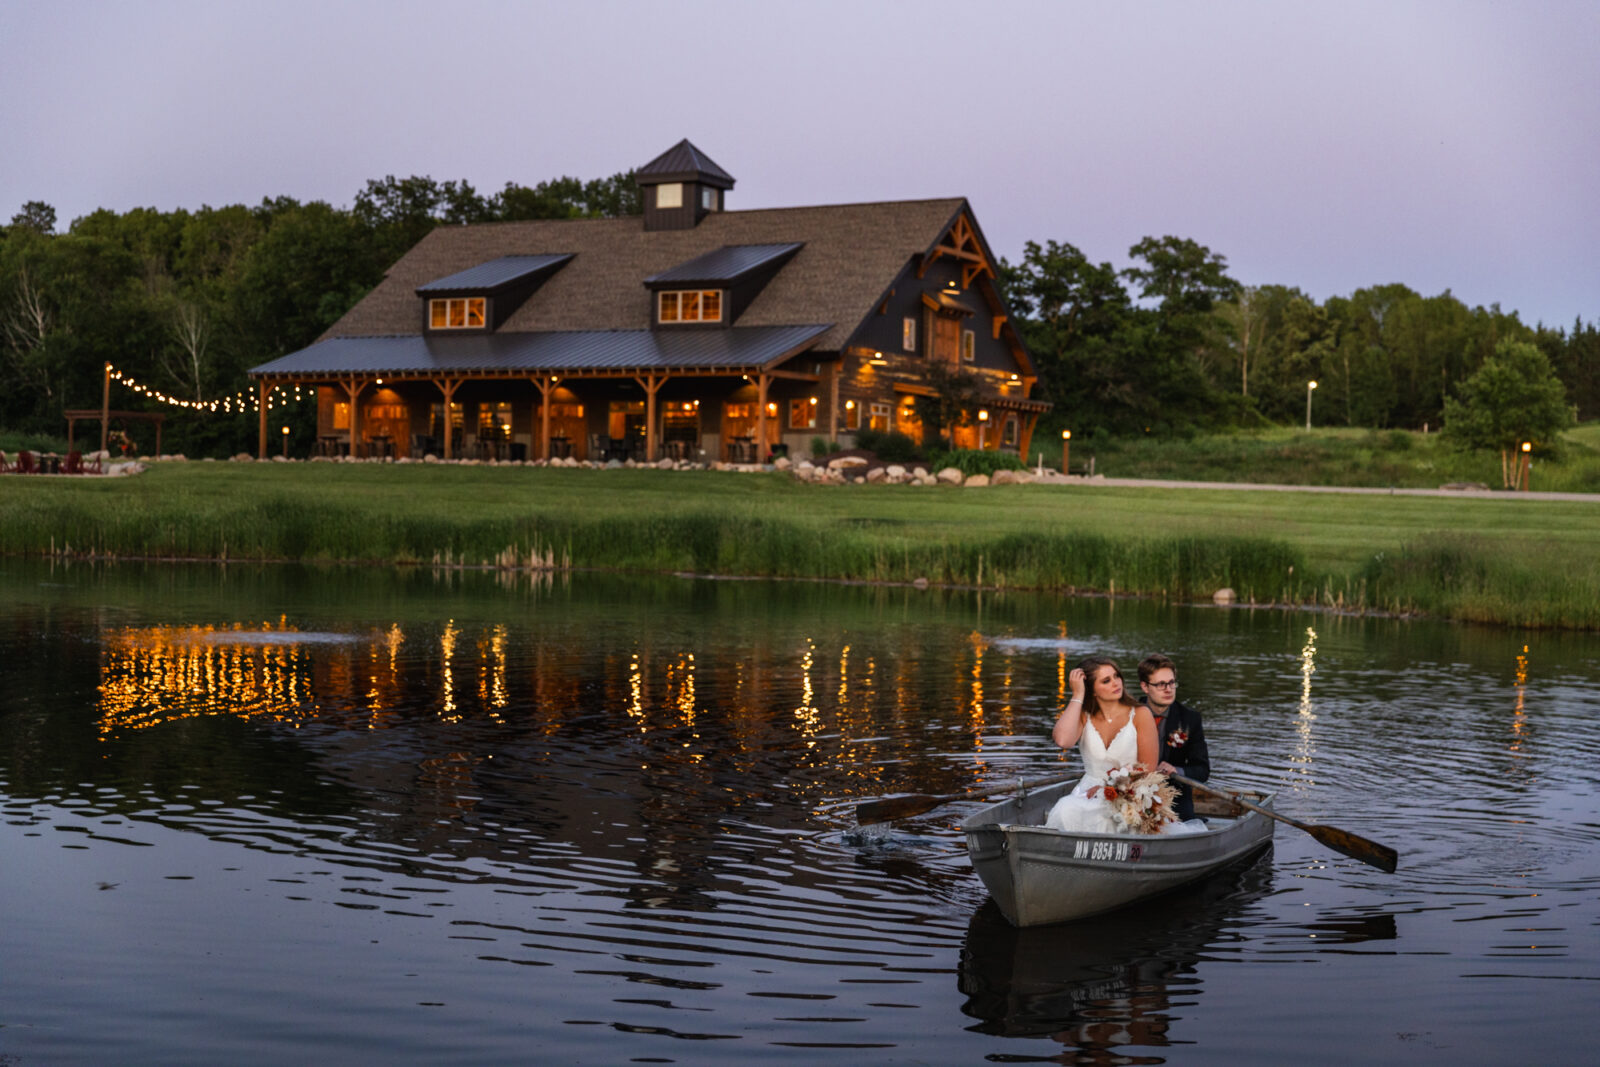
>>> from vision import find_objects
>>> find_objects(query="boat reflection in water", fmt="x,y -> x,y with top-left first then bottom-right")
959,853 -> 1400,1059
959,854 -> 1270,1055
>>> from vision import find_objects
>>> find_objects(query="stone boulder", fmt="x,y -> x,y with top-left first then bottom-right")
936,467 -> 964,485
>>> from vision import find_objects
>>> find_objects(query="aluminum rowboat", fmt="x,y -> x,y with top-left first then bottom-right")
962,780 -> 1274,927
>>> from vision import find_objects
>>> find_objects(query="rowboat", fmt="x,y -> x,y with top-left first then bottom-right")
961,780 -> 1275,927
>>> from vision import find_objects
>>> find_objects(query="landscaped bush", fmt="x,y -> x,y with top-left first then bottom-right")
926,449 -> 1027,478
851,429 -> 923,464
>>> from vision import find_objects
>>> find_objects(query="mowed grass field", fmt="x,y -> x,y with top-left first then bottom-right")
3,460 -> 1596,627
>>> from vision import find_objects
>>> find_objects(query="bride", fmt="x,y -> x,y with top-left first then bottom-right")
1045,656 -> 1205,835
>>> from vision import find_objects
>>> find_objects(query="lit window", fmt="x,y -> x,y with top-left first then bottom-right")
789,398 -> 817,429
869,402 -> 891,432
843,399 -> 860,431
1003,414 -> 1018,446
656,183 -> 683,209
902,316 -> 917,352
429,297 -> 486,330
961,328 -> 975,362
658,290 -> 722,323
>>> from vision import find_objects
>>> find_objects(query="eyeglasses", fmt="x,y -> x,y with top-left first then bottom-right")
1146,680 -> 1178,689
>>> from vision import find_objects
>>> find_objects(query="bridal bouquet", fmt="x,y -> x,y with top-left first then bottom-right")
1088,765 -> 1179,834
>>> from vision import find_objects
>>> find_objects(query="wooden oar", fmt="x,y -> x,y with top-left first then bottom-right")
1173,774 -> 1398,873
855,773 -> 1076,825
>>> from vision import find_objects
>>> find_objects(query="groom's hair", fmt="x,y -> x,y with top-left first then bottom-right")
1138,654 -> 1176,683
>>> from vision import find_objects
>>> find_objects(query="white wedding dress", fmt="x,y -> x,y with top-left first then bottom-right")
1044,717 -> 1207,835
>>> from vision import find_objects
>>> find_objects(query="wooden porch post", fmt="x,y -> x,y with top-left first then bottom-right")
827,362 -> 840,445
534,376 -> 555,461
636,373 -> 665,462
101,362 -> 111,454
339,378 -> 365,457
755,373 -> 771,464
433,378 -> 462,459
1018,411 -> 1040,461
258,381 -> 274,458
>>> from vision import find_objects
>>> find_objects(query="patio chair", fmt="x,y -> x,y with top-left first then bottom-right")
63,450 -> 84,475
16,450 -> 37,474
0,449 -> 9,473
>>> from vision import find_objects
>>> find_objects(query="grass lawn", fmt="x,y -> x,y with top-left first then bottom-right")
1037,424 -> 1600,493
3,460 -> 1596,627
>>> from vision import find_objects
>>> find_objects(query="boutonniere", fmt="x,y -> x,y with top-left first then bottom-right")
1168,728 -> 1189,748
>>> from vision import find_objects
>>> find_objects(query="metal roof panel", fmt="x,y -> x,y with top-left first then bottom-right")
249,324 -> 832,377
415,254 -> 572,294
644,243 -> 803,285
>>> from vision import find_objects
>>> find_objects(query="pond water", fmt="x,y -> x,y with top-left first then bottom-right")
1,560 -> 1597,1065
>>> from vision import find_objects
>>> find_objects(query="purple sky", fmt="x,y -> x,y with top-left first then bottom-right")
4,0 -> 1595,328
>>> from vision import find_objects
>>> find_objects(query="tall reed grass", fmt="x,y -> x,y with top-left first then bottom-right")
3,463 -> 1596,628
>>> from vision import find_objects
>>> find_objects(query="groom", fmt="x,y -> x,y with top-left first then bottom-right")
1138,654 -> 1210,821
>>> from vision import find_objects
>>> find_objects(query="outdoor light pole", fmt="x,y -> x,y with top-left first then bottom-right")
281,425 -> 290,458
978,409 -> 989,450
1061,429 -> 1071,475
1520,441 -> 1532,491
1305,380 -> 1318,430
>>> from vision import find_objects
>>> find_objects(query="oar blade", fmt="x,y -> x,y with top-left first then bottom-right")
854,793 -> 944,824
1309,825 -> 1399,873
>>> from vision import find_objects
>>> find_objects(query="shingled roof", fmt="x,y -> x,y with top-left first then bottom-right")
318,198 -> 969,354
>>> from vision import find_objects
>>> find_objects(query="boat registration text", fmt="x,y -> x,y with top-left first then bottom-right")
1073,839 -> 1143,862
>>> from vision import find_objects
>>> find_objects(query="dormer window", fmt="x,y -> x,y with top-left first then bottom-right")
430,297 -> 486,329
659,290 -> 722,323
656,183 -> 683,209
701,187 -> 718,211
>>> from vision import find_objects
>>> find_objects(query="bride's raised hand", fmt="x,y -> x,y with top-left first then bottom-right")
1067,667 -> 1086,702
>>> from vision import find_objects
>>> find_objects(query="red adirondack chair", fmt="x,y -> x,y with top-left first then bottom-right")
64,450 -> 85,475
16,450 -> 38,474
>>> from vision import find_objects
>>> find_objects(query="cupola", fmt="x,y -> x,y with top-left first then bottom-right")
636,139 -> 734,232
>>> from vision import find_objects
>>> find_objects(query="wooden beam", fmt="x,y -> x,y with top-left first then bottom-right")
755,373 -> 771,464
433,378 -> 463,459
827,361 -> 840,446
100,362 -> 110,455
635,373 -> 666,462
534,376 -> 555,461
258,381 -> 273,459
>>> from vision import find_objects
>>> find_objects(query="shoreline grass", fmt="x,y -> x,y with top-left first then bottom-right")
2,461 -> 1597,629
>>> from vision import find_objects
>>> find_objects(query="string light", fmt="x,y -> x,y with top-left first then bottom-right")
107,366 -> 309,414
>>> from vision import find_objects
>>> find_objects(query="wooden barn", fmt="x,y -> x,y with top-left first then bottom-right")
247,140 -> 1047,463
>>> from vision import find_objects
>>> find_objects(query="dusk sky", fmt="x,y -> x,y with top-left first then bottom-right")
4,0 -> 1595,328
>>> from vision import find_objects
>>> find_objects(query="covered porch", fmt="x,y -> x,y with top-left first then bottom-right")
249,325 -> 836,464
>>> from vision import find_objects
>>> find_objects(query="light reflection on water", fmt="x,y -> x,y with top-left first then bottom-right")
2,560 -> 1599,1064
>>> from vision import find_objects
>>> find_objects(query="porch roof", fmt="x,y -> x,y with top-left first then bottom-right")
248,323 -> 833,379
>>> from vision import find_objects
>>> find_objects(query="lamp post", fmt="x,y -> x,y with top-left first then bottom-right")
977,409 -> 989,450
1305,380 -> 1318,431
1520,441 -> 1532,491
1061,429 -> 1071,475
281,425 -> 290,458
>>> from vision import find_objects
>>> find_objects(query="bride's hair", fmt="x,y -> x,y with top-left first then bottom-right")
1079,656 -> 1137,718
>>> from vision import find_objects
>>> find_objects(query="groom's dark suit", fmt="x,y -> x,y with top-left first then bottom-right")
1153,699 -> 1210,821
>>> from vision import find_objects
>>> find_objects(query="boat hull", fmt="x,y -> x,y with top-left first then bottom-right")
962,781 -> 1275,927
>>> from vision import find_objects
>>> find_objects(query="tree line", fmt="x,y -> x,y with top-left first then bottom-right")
1,172 -> 1594,458
0,174 -> 639,455
999,237 -> 1598,439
